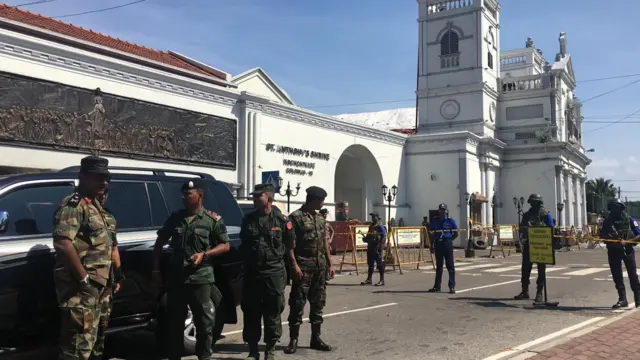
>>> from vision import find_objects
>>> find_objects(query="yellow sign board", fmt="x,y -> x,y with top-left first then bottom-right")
352,225 -> 370,249
527,226 -> 555,265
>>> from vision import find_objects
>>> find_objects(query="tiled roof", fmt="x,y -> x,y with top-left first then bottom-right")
0,4 -> 227,81
390,128 -> 417,135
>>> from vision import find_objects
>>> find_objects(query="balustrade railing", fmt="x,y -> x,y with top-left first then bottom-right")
427,0 -> 474,14
500,74 -> 550,93
440,54 -> 460,69
500,55 -> 527,66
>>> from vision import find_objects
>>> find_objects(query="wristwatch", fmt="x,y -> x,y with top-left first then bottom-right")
201,252 -> 209,262
79,274 -> 89,286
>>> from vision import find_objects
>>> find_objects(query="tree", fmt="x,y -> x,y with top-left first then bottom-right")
585,178 -> 617,214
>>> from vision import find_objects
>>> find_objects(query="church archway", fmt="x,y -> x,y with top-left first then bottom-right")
333,144 -> 384,221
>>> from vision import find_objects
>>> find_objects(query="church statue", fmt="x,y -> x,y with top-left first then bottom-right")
525,37 -> 534,48
559,32 -> 567,57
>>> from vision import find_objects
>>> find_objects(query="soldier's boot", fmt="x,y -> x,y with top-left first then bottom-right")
513,285 -> 529,300
634,290 -> 640,308
283,326 -> 299,355
265,341 -> 276,360
247,343 -> 260,360
310,324 -> 332,352
374,280 -> 385,286
533,286 -> 544,304
360,278 -> 372,285
613,289 -> 629,309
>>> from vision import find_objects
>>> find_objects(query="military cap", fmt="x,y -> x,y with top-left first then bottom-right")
181,178 -> 205,192
80,155 -> 110,175
438,203 -> 448,210
369,211 -> 380,217
250,183 -> 275,195
306,186 -> 327,199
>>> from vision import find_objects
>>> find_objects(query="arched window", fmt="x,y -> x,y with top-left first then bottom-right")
440,30 -> 459,55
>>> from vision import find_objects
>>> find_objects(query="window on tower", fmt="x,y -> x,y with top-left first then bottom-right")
440,30 -> 459,55
488,52 -> 494,69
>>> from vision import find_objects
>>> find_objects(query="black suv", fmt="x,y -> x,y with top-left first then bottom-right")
0,167 -> 244,357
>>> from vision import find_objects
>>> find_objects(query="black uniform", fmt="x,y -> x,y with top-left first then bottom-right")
600,198 -> 640,309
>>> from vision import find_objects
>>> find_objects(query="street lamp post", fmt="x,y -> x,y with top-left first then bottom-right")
464,192 -> 475,258
381,185 -> 398,228
556,202 -> 564,227
557,202 -> 566,250
513,196 -> 525,225
277,177 -> 301,213
491,194 -> 497,229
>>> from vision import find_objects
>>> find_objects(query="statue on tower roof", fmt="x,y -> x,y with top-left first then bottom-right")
526,37 -> 534,48
559,32 -> 567,57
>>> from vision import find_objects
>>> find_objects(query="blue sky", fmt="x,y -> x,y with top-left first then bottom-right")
4,0 -> 640,197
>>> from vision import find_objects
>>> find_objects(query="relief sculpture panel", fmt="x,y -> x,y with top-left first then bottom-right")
0,72 -> 237,169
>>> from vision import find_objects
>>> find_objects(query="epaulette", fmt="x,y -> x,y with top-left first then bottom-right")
67,193 -> 81,207
278,213 -> 288,222
205,210 -> 221,221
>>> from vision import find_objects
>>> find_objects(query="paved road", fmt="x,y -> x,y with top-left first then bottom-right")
103,246 -> 634,360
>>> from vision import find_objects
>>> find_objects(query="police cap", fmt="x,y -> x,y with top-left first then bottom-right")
369,211 -> 380,217
80,155 -> 110,176
250,183 -> 275,195
608,198 -> 626,211
527,194 -> 543,204
438,203 -> 448,210
306,186 -> 327,199
181,178 -> 205,192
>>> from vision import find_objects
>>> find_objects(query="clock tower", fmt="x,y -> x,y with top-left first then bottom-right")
416,0 -> 501,137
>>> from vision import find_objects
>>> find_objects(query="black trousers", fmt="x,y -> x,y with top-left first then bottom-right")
367,245 -> 384,280
607,244 -> 640,292
433,240 -> 455,289
521,242 -> 546,287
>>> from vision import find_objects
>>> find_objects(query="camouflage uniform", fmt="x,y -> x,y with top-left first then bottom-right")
240,185 -> 294,359
91,207 -> 117,359
157,207 -> 229,360
53,194 -> 113,360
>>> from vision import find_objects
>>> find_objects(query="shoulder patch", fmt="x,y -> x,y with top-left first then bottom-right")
286,221 -> 293,230
67,193 -> 81,207
205,210 -> 221,221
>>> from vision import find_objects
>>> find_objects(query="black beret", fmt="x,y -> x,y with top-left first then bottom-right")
251,183 -> 275,195
80,155 -> 110,175
306,186 -> 327,199
181,178 -> 205,192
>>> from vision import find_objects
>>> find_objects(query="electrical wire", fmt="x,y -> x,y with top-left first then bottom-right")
583,108 -> 640,133
53,0 -> 147,19
14,0 -> 57,7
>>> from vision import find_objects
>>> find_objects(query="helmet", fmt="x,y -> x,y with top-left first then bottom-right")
607,198 -> 626,211
527,193 -> 543,205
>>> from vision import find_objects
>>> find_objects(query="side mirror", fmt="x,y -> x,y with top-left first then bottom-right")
0,211 -> 8,233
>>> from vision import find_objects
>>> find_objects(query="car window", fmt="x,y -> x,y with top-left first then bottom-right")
159,180 -> 243,227
0,182 -> 74,238
105,181 -> 152,230
146,182 -> 169,226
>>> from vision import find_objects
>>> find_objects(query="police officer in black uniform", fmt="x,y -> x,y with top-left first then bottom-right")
600,198 -> 640,309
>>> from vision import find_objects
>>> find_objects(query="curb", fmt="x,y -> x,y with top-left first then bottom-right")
502,306 -> 640,359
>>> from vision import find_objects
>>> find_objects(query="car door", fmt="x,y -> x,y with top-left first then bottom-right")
0,179 -> 76,350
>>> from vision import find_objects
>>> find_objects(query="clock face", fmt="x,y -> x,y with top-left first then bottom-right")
489,102 -> 496,122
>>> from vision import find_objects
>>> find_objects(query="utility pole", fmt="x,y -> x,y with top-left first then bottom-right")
618,186 -> 621,198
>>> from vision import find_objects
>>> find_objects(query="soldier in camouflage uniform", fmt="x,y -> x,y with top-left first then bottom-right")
513,194 -> 555,304
284,186 -> 333,355
151,178 -> 231,360
92,188 -> 124,359
52,156 -> 114,360
240,184 -> 294,360
319,209 -> 334,283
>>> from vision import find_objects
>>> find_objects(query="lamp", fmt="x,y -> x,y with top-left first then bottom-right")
277,176 -> 301,212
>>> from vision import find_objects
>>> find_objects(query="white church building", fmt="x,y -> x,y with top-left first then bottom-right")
0,0 -> 590,242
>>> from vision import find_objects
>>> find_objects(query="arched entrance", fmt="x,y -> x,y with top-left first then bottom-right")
334,144 -> 384,221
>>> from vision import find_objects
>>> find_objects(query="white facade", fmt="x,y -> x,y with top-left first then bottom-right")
0,16 -> 407,222
403,0 -> 591,243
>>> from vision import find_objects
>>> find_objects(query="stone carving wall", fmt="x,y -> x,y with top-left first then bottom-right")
0,72 -> 237,169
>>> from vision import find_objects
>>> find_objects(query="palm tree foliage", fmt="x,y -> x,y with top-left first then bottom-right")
585,178 -> 617,214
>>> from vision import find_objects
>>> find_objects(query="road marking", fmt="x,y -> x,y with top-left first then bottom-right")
220,302 -> 398,336
456,264 -> 501,271
499,275 -> 570,279
456,279 -> 521,293
563,267 -> 609,276
481,317 -> 605,360
484,265 -> 521,273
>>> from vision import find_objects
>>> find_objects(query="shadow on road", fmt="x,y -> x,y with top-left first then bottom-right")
448,296 -> 521,309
